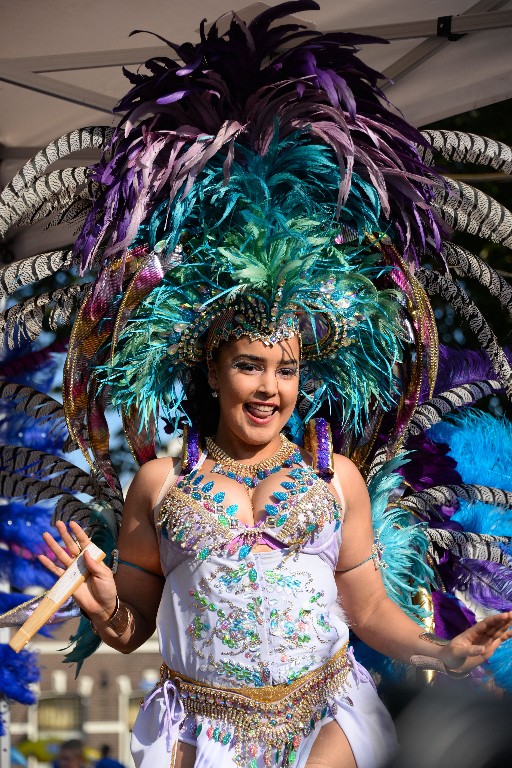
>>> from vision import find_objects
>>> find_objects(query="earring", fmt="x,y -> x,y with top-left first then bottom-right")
211,390 -> 219,398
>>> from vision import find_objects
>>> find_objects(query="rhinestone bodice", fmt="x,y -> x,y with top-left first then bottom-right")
157,454 -> 343,569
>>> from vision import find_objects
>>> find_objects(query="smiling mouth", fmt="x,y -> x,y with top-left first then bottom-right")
244,403 -> 278,421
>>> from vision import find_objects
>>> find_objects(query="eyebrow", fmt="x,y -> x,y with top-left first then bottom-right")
233,354 -> 298,365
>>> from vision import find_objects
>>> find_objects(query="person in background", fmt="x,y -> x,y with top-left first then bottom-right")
95,744 -> 126,768
56,740 -> 87,768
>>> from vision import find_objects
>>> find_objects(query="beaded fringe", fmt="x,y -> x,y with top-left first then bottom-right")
160,644 -> 350,767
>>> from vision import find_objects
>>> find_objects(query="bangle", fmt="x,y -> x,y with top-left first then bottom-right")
410,654 -> 470,678
413,631 -> 469,677
80,597 -> 133,637
105,596 -> 133,637
419,631 -> 449,646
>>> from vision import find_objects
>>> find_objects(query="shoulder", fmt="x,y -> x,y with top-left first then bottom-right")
332,453 -> 369,510
332,453 -> 365,483
125,456 -> 180,510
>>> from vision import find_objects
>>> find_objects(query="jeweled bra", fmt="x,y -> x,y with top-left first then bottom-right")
157,452 -> 343,561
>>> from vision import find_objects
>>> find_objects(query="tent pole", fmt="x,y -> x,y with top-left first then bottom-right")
0,622 -> 11,768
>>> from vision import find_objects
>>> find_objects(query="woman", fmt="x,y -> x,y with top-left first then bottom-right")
40,329 -> 512,768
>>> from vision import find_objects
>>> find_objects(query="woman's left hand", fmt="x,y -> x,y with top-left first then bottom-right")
439,611 -> 512,674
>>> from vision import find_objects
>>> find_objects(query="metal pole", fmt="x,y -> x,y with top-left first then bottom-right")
0,612 -> 11,768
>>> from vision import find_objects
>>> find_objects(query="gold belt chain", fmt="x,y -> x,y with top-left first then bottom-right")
159,643 -> 350,756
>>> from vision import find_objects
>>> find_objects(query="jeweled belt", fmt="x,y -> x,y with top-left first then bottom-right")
158,643 -> 350,762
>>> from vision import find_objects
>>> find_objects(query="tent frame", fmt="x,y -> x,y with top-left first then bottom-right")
0,1 -> 510,114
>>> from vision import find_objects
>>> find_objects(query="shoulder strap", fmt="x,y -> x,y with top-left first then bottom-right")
331,471 -> 346,516
153,459 -> 182,523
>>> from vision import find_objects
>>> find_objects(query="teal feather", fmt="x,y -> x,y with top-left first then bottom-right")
63,506 -> 117,671
485,637 -> 512,690
96,135 -> 402,433
99,224 -> 403,432
352,456 -> 432,683
368,456 -> 433,621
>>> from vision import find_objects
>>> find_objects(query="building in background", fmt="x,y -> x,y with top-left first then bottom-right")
9,620 -> 160,766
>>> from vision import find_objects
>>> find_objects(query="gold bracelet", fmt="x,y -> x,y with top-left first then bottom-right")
412,631 -> 469,677
106,596 -> 133,636
88,596 -> 133,637
410,655 -> 469,678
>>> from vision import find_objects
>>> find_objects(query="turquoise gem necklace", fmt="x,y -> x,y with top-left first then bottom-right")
205,433 -> 303,492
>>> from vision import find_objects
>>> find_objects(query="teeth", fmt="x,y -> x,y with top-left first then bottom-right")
247,404 -> 274,413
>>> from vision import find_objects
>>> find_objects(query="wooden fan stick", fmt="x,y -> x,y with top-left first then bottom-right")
9,542 -> 105,652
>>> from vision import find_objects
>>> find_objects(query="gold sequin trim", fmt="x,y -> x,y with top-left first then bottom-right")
159,643 -> 350,750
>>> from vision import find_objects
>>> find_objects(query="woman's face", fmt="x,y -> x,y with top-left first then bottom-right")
208,334 -> 300,450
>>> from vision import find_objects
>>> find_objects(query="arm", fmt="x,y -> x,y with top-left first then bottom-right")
334,454 -> 512,674
39,457 -> 177,654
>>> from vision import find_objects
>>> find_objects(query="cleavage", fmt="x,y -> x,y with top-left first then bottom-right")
185,459 -> 316,528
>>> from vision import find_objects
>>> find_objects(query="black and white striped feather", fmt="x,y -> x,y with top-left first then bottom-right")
401,484 -> 512,517
0,168 -> 88,237
0,249 -> 73,298
443,242 -> 512,316
433,178 -> 512,248
0,283 -> 86,349
0,127 -> 113,208
0,382 -> 73,446
52,497 -> 99,528
417,269 -> 512,398
44,193 -> 96,231
404,380 -> 501,437
419,130 -> 512,174
0,470 -> 89,506
427,527 -> 511,566
0,446 -> 103,498
366,445 -> 390,483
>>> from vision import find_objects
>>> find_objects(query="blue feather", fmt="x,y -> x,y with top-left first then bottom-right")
0,643 -> 39,718
429,410 -> 512,492
452,500 -> 512,539
354,456 -> 433,683
485,636 -> 512,691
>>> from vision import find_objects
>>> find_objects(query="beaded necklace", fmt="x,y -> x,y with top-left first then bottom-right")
205,434 -> 303,492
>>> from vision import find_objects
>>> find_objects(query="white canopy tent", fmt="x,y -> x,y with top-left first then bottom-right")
1,0 -> 512,258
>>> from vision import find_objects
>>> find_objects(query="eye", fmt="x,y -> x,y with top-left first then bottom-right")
233,361 -> 262,373
278,367 -> 298,378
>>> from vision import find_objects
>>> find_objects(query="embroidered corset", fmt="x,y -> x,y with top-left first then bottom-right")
157,458 -> 343,568
155,455 -> 347,687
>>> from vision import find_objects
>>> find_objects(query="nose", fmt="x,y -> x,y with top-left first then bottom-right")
256,367 -> 278,398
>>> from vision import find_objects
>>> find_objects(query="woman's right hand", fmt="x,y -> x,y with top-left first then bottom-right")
39,519 -> 118,624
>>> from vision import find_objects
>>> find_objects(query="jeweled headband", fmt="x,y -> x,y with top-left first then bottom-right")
204,305 -> 300,359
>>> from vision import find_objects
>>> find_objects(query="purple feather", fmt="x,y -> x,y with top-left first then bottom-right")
74,2 -> 444,274
0,338 -> 67,384
434,345 -> 495,393
432,589 -> 476,639
400,434 -> 461,492
455,559 -> 512,611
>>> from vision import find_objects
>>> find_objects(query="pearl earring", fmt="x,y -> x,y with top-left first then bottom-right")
211,390 -> 219,398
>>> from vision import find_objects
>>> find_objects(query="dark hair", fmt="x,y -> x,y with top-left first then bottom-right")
182,362 -> 220,437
